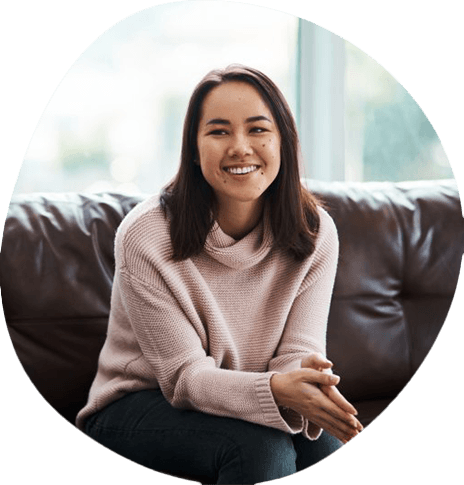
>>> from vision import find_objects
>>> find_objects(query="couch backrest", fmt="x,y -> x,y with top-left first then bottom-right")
1,180 -> 463,423
1,192 -> 143,422
306,179 -> 464,403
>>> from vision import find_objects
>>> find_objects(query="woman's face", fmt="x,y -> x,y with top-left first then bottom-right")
196,81 -> 281,210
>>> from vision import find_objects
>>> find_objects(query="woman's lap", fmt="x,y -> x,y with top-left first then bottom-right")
84,389 -> 341,484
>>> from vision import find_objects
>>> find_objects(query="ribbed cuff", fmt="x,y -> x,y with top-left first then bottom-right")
255,372 -> 304,434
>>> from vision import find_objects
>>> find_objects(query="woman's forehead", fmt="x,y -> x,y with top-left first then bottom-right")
200,81 -> 273,121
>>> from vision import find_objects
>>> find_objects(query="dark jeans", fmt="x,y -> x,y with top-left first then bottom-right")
84,389 -> 342,484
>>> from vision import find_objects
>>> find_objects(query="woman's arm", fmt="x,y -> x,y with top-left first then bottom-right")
118,268 -> 304,435
267,209 -> 361,440
267,209 -> 338,375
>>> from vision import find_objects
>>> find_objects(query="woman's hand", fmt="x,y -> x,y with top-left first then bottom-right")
301,353 -> 359,418
270,356 -> 363,443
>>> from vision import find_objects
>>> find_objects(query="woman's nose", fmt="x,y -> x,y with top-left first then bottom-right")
227,134 -> 253,158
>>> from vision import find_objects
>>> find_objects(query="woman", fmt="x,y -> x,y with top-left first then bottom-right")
77,65 -> 362,484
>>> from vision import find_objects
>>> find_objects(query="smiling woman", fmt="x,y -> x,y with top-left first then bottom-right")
76,65 -> 361,484
196,81 -> 281,239
160,65 -> 326,263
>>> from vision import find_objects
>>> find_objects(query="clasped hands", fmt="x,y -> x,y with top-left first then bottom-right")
270,353 -> 363,443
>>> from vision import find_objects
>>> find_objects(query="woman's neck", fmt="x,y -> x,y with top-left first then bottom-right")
215,198 -> 264,240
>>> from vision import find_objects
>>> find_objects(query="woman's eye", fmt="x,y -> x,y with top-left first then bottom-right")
250,127 -> 268,134
208,129 -> 228,135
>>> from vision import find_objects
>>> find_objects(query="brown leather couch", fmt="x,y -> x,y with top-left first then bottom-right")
1,179 -> 463,432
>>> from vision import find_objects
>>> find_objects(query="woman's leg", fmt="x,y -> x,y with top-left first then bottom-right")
292,431 -> 343,471
84,389 -> 297,484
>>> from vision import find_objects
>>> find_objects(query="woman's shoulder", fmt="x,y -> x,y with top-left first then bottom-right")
317,206 -> 338,243
115,194 -> 172,264
117,194 -> 165,234
308,205 -> 339,265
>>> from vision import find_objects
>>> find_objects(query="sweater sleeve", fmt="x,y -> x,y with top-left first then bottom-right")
267,209 -> 339,439
118,268 -> 303,435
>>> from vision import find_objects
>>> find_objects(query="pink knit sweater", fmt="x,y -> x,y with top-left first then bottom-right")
76,196 -> 339,440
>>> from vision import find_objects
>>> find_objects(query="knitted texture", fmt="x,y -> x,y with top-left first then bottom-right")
76,196 -> 339,440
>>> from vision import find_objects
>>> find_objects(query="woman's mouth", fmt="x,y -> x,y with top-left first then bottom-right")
223,165 -> 259,175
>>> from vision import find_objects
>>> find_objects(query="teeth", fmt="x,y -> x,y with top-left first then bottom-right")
225,165 -> 258,175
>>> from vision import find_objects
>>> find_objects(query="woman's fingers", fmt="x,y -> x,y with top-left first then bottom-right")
299,368 -> 340,386
319,385 -> 363,430
294,369 -> 362,431
314,412 -> 361,444
301,352 -> 333,371
306,393 -> 362,442
271,369 -> 363,441
311,387 -> 362,431
321,384 -> 359,417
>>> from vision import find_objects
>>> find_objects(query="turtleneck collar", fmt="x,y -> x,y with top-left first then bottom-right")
204,207 -> 273,270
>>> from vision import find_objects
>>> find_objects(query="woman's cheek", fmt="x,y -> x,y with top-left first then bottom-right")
261,140 -> 281,165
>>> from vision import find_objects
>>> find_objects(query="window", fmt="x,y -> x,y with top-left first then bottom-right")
298,21 -> 453,182
14,4 -> 452,195
16,2 -> 298,195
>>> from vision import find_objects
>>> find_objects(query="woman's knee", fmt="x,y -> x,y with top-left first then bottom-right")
217,424 -> 297,484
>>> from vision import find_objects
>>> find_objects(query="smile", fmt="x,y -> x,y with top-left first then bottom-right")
223,165 -> 259,175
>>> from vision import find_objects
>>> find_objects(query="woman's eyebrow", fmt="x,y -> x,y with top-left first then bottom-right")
246,115 -> 272,123
205,115 -> 272,125
206,118 -> 230,125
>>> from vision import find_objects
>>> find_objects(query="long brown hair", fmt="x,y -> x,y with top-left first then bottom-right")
160,64 -> 321,262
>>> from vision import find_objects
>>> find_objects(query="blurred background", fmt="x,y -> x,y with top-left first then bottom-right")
14,1 -> 453,196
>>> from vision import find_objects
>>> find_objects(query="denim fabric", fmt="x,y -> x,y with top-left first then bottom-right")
84,389 -> 342,484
